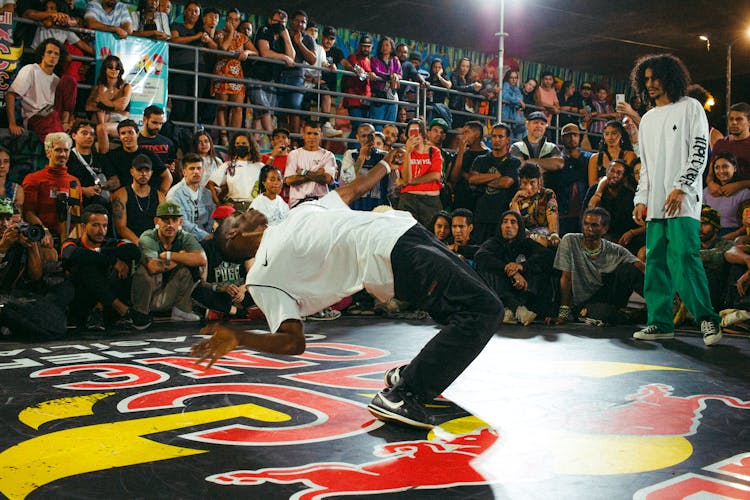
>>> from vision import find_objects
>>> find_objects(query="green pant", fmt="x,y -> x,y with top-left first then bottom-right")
644,218 -> 719,332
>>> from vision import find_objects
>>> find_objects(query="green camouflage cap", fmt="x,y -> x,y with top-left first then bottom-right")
156,201 -> 182,217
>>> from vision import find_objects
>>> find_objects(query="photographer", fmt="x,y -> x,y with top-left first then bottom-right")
261,128 -> 292,184
339,123 -> 389,211
22,132 -> 83,244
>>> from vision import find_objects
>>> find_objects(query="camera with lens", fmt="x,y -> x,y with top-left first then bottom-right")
18,222 -> 45,242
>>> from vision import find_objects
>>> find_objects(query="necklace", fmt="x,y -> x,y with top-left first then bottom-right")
133,189 -> 152,213
583,241 -> 603,257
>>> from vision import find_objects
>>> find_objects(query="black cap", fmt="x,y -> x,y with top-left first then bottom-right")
322,26 -> 336,38
131,154 -> 153,170
359,35 -> 373,46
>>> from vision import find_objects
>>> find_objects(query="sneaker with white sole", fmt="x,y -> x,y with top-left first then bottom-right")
384,364 -> 407,388
322,122 -> 343,137
368,385 -> 434,429
307,308 -> 341,321
515,306 -> 537,326
503,308 -> 517,324
701,320 -> 722,346
582,317 -> 606,327
116,309 -> 152,330
171,306 -> 201,322
633,325 -> 674,340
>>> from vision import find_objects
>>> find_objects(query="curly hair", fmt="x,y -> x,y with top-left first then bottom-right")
599,120 -> 634,152
35,38 -> 67,76
630,53 -> 690,105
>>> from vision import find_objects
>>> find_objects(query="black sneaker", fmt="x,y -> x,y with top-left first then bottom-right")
384,365 -> 407,388
116,309 -> 152,330
368,385 -> 434,429
86,308 -> 105,332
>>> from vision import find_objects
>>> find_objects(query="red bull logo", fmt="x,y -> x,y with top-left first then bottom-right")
208,427 -> 499,499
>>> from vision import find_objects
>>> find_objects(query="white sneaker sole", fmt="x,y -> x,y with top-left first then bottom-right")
367,403 -> 434,429
704,332 -> 723,346
633,332 -> 674,340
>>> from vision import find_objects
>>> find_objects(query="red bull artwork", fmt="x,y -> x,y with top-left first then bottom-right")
0,329 -> 748,498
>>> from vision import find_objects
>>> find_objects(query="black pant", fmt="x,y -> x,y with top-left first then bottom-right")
479,268 -> 555,316
390,224 -> 503,399
583,262 -> 644,323
68,264 -> 127,324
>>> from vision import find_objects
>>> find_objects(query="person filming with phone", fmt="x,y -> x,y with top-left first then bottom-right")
340,123 -> 390,211
397,118 -> 443,227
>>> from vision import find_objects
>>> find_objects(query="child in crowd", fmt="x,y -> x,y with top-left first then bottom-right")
249,166 -> 289,227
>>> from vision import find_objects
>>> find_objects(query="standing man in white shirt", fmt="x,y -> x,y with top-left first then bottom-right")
284,121 -> 336,207
631,53 -> 722,345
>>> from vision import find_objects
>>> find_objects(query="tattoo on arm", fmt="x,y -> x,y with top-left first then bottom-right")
112,198 -> 125,220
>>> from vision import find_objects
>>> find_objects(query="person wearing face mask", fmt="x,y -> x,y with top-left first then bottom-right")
206,132 -> 263,211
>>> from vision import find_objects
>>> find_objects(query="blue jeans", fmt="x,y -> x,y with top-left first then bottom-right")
370,102 -> 397,131
347,106 -> 370,139
277,74 -> 305,111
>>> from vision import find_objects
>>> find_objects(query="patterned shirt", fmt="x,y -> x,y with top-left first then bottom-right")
515,188 -> 558,233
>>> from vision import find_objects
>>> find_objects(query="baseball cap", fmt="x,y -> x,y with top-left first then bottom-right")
322,26 -> 336,38
0,198 -> 13,215
409,52 -> 422,62
526,111 -> 548,123
156,201 -> 182,217
429,118 -> 449,131
131,154 -> 152,170
359,35 -> 373,46
561,123 -> 582,136
701,204 -> 720,230
581,82 -> 593,90
212,205 -> 235,220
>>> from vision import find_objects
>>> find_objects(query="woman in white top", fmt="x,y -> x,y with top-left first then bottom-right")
131,0 -> 171,40
206,131 -> 263,211
250,165 -> 289,226
191,130 -> 224,187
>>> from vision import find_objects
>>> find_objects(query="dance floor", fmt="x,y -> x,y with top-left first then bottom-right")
1,317 -> 748,499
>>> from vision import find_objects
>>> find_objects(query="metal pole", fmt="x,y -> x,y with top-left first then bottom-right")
726,43 -> 733,125
496,0 -> 506,124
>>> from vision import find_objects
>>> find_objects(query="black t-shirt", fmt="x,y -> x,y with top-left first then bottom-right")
452,148 -> 490,211
67,149 -> 107,187
105,148 -> 165,189
471,152 -> 521,224
138,134 -> 176,165
14,0 -> 43,48
200,238 -> 246,285
170,24 -> 204,69
279,32 -> 315,79
323,46 -> 345,91
544,150 -> 591,216
253,23 -> 288,82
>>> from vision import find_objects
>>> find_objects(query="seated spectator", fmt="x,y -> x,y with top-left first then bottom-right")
372,132 -> 386,150
449,57 -> 482,129
697,205 -> 733,313
510,111 -> 564,173
131,0 -> 170,40
557,80 -> 583,129
370,36 -> 402,131
105,119 -> 171,194
261,128 -> 292,185
166,153 -> 215,241
6,38 -> 75,141
430,210 -> 452,244
510,163 -> 560,247
339,123 -> 389,211
192,130 -> 224,187
192,206 -> 254,321
212,8 -> 258,142
397,118 -> 443,227
111,154 -> 166,244
284,121 -> 337,208
501,69 -> 526,141
521,77 -> 537,106
31,0 -> 93,57
0,147 -> 24,214
66,119 -> 112,208
169,1 -> 217,123
0,198 -> 58,286
451,120 -> 490,212
534,71 -> 559,128
85,55 -> 131,152
448,208 -> 480,263
476,210 -> 555,325
588,85 -> 617,137
586,159 -> 645,254
250,165 -> 289,226
548,123 -> 591,236
138,105 -> 177,182
468,122 -> 519,243
84,0 -> 132,39
22,132 -> 82,241
426,117 -> 456,210
206,132 -> 262,210
131,201 -> 207,322
707,102 -> 750,192
587,120 -> 637,186
553,207 -> 645,326
703,152 -> 750,239
61,203 -> 149,330
382,123 -> 400,149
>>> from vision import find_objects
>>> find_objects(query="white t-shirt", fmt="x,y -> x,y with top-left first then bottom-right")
246,191 -> 417,332
249,193 -> 290,227
284,147 -> 336,206
9,63 -> 59,122
208,160 -> 263,201
634,96 -> 709,221
32,27 -> 80,50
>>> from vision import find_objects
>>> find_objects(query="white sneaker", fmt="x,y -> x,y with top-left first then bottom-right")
171,306 -> 201,322
307,308 -> 341,321
701,320 -> 722,346
515,305 -> 537,326
322,122 -> 343,138
633,325 -> 674,340
503,308 -> 517,324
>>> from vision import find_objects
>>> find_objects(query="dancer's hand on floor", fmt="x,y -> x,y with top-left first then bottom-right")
191,323 -> 239,368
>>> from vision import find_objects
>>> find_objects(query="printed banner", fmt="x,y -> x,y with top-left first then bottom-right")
94,31 -> 168,125
0,12 -> 22,114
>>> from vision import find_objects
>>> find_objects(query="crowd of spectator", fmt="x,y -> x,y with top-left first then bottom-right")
1,0 -> 749,343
